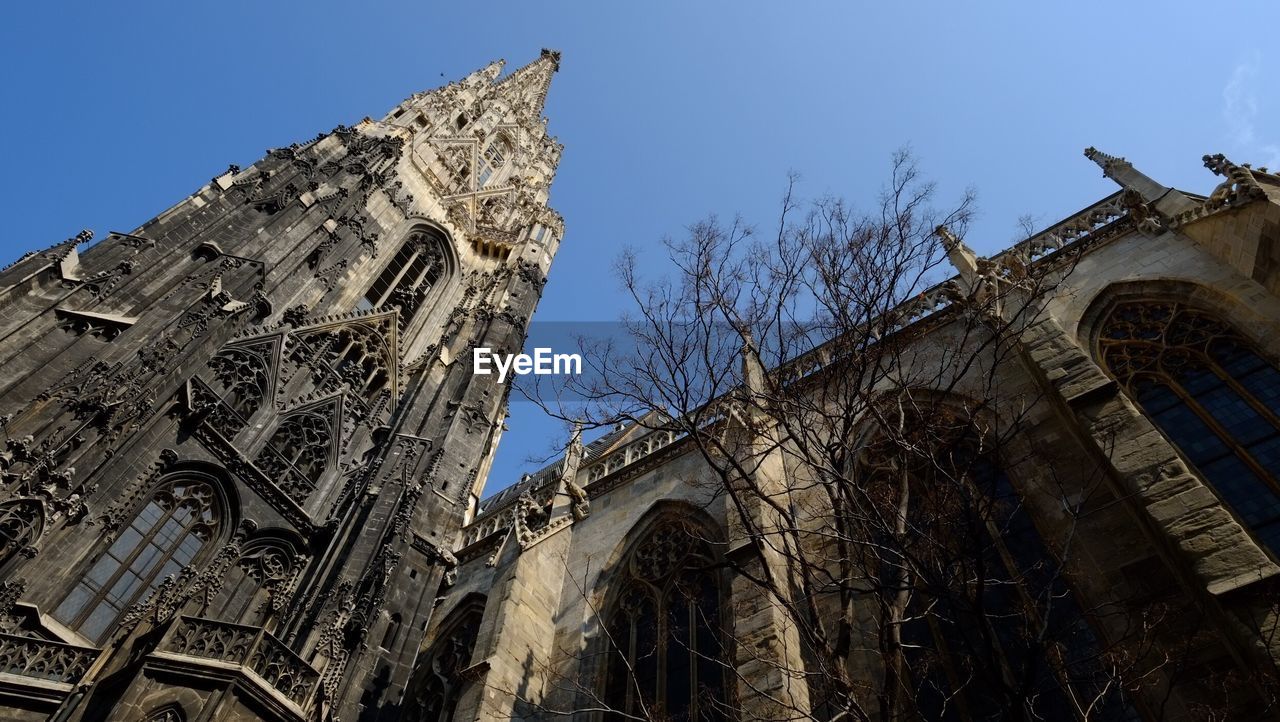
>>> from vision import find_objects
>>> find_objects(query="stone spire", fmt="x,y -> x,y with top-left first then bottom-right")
495,48 -> 561,120
470,58 -> 506,85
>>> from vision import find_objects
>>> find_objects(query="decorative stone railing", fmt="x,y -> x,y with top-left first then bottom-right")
0,632 -> 98,686
163,617 -> 318,708
990,190 -> 1127,266
585,428 -> 680,483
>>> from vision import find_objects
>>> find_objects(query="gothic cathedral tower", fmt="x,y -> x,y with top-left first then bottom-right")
0,51 -> 563,722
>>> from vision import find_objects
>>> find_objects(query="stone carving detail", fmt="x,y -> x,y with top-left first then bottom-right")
632,518 -> 701,581
165,616 -> 318,706
282,304 -> 310,328
296,319 -> 396,399
54,308 -> 135,341
0,500 -> 44,564
514,489 -> 554,546
237,543 -> 305,615
314,259 -> 348,292
189,380 -> 247,441
207,341 -> 274,420
81,259 -> 139,300
99,449 -> 177,537
1119,188 -> 1167,234
249,181 -> 301,215
0,632 -> 98,685
187,416 -> 313,530
255,406 -> 335,494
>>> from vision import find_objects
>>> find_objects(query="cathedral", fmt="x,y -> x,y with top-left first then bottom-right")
1,49 -> 1280,722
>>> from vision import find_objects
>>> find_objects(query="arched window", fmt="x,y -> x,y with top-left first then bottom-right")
356,229 -> 447,315
0,500 -> 43,568
407,600 -> 483,722
299,325 -> 392,397
602,517 -> 727,722
476,136 -> 511,187
54,478 -> 222,643
213,539 -> 301,624
856,409 -> 1127,720
1098,300 -> 1280,555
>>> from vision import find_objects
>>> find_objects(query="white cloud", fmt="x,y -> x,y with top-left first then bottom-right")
1224,53 -> 1280,170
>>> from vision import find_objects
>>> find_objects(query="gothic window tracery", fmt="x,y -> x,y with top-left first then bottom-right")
53,478 -> 222,643
1098,300 -> 1280,555
215,540 -> 301,624
0,500 -> 43,568
476,136 -> 511,187
301,324 -> 392,397
256,411 -> 332,484
602,517 -> 727,722
356,229 -> 447,318
206,343 -> 272,420
407,600 -> 483,722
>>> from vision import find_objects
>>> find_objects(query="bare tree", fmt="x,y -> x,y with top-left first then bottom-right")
514,152 -> 1221,721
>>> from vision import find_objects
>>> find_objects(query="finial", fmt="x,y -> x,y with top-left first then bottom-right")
1084,146 -> 1124,173
936,225 -> 980,282
1082,146 -> 1178,205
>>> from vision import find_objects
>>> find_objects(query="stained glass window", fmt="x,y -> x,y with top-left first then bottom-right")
1099,301 -> 1280,555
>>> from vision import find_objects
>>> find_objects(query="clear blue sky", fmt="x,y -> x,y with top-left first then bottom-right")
3,2 -> 1278,495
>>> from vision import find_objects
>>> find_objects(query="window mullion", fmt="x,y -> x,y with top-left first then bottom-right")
1208,356 -> 1280,443
1167,376 -> 1280,494
375,248 -> 422,307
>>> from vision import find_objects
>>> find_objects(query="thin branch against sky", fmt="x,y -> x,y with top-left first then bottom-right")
2,1 -> 1277,495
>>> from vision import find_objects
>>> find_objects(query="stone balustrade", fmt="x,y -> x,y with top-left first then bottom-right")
0,632 -> 98,686
163,616 -> 318,708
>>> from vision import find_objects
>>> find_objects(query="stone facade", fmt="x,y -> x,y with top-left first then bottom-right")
0,51 -> 566,721
3,47 -> 1280,722
426,153 -> 1280,720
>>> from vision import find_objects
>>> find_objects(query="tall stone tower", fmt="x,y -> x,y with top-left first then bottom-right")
0,50 -> 563,722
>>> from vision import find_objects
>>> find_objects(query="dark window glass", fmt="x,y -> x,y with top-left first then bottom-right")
602,519 -> 726,722
407,602 -> 482,722
1100,301 -> 1280,556
54,480 -> 220,643
360,230 -> 446,318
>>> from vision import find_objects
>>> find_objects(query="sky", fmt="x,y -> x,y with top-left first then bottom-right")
3,2 -> 1279,496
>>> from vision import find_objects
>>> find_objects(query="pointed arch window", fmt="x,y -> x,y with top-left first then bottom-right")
356,229 -> 447,315
54,478 -> 221,643
214,540 -> 301,625
408,600 -> 483,722
856,411 -> 1131,719
602,517 -> 727,722
1099,300 -> 1280,555
476,136 -> 511,188
0,500 -> 43,568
